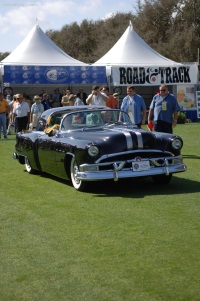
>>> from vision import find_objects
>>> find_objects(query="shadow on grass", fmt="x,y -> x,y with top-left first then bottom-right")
38,171 -> 200,198
85,176 -> 200,197
183,154 -> 200,160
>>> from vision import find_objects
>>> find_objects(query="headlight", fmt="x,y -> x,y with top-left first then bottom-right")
171,138 -> 183,150
88,145 -> 99,157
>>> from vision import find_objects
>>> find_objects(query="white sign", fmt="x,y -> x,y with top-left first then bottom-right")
132,161 -> 150,172
111,64 -> 198,86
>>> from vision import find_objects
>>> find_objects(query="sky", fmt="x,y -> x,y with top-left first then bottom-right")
0,0 -> 137,53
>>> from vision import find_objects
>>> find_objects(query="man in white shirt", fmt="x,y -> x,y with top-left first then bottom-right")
86,85 -> 108,106
13,94 -> 30,133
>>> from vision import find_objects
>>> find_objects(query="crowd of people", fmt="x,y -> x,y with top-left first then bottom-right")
0,84 -> 180,138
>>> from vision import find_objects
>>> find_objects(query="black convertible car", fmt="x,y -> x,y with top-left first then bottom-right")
13,106 -> 187,191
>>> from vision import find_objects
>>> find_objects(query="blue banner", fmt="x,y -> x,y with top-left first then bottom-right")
3,65 -> 107,85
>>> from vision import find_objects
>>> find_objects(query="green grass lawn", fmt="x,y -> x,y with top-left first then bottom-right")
0,123 -> 200,301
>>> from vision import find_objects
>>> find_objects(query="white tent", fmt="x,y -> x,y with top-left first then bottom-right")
0,24 -> 108,89
93,21 -> 179,66
93,21 -> 198,87
1,24 -> 87,66
92,21 -> 198,122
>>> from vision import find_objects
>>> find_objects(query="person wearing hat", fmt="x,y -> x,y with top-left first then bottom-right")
30,95 -> 44,130
13,94 -> 30,133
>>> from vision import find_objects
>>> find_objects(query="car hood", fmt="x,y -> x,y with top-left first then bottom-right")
61,126 -> 156,152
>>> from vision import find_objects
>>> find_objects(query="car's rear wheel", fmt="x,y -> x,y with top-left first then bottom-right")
152,174 -> 172,185
25,157 -> 35,174
70,157 -> 87,191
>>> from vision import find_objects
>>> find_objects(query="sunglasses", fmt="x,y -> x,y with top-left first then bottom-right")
160,89 -> 166,92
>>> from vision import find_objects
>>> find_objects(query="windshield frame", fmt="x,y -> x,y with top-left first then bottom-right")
60,109 -> 133,131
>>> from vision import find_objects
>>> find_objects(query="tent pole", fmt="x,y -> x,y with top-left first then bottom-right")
0,64 -> 3,93
106,66 -> 112,91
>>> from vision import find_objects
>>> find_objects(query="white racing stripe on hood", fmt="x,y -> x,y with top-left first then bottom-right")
109,128 -> 143,149
135,131 -> 143,148
108,128 -> 133,149
109,128 -> 145,150
123,131 -> 133,149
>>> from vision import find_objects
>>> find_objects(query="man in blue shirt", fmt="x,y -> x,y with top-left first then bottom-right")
120,86 -> 146,128
148,85 -> 180,133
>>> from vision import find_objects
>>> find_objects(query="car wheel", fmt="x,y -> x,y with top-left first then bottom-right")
70,157 -> 87,191
152,174 -> 172,185
25,157 -> 35,174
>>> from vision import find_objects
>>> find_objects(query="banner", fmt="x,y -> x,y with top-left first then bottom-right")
112,64 -> 198,86
3,65 -> 107,85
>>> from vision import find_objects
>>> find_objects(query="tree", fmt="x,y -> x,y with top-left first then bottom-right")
133,0 -> 200,62
1,0 -> 199,63
0,52 -> 10,61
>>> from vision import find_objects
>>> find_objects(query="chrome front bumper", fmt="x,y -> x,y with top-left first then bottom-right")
77,155 -> 187,182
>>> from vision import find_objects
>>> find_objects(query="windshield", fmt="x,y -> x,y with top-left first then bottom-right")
60,109 -> 133,131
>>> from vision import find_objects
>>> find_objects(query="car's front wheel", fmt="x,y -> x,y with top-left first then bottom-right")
25,157 -> 35,174
70,157 -> 87,191
152,174 -> 172,185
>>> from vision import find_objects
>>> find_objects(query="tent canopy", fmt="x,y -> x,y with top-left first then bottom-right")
1,24 -> 87,66
93,21 -> 179,66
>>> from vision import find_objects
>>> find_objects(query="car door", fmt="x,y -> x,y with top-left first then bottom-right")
37,135 -> 58,176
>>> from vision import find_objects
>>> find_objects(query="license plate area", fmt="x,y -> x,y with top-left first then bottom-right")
132,160 -> 150,171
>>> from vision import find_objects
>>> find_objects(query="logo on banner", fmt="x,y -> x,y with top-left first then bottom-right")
146,67 -> 159,84
45,67 -> 69,83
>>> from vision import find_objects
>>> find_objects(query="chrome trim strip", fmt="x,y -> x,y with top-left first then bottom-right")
81,155 -> 184,171
96,149 -> 173,163
164,158 -> 170,175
